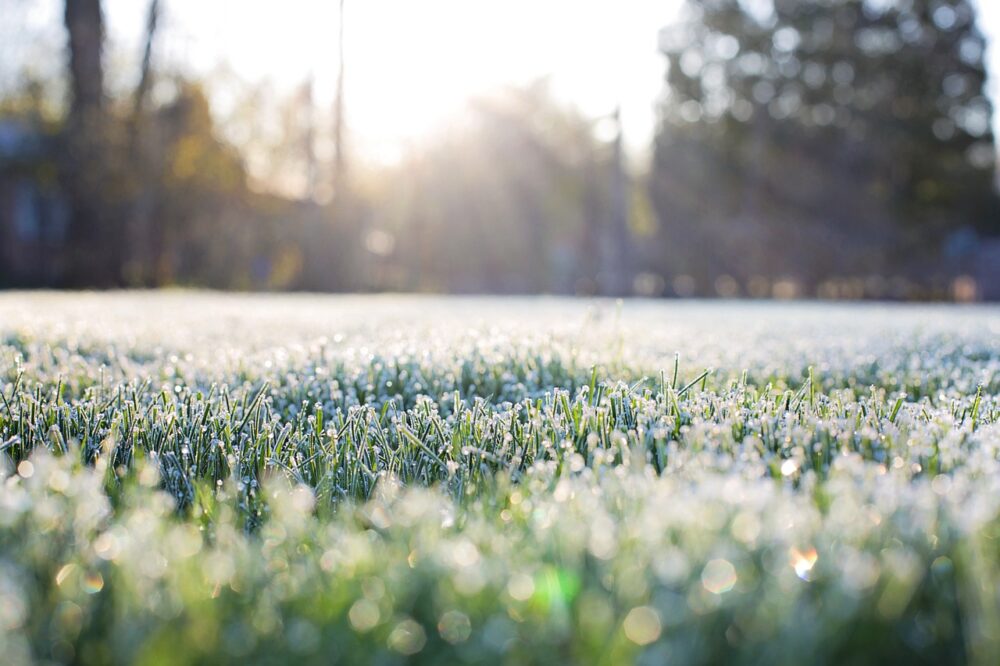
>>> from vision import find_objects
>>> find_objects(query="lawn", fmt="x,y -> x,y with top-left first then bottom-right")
0,292 -> 998,664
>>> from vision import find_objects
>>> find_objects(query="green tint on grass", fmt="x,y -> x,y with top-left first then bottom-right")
0,294 -> 998,664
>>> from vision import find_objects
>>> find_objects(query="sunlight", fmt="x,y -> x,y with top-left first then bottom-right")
2,0 -> 1000,654
143,0 -> 679,161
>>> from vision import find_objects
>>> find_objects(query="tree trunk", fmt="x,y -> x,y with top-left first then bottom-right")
601,108 -> 631,296
332,0 -> 347,200
124,0 -> 161,285
63,0 -> 118,286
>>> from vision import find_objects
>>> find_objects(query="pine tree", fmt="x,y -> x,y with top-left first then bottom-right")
650,0 -> 998,295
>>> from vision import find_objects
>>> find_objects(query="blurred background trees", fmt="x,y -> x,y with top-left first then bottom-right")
364,83 -> 629,294
0,0 -> 997,298
649,0 -> 999,297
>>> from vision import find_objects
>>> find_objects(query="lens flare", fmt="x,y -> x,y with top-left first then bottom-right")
789,546 -> 819,581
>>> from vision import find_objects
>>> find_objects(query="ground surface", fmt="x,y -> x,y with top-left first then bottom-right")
0,292 -> 998,664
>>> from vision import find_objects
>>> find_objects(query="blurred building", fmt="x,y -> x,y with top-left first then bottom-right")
977,239 -> 1000,301
0,120 -> 68,285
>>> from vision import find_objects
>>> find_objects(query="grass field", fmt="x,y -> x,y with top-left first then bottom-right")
0,292 -> 998,665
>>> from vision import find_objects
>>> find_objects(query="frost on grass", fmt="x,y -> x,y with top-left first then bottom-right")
0,293 -> 998,664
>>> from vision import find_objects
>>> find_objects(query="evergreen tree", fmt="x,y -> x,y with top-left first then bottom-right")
650,0 -> 999,295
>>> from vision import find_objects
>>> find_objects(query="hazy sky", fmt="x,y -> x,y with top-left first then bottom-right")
112,0 -> 998,164
8,0 -> 1000,164
119,0 -> 679,163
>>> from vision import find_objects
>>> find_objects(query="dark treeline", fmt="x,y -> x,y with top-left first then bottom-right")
0,0 -> 998,299
648,0 -> 1000,299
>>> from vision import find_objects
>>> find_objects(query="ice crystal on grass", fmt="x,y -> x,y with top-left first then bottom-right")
0,293 -> 998,664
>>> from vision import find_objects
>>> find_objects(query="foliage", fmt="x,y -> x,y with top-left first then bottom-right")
4,0 -> 1000,296
649,0 -> 999,295
363,83 -> 617,294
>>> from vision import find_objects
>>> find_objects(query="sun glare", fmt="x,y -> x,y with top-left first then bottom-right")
136,0 -> 679,163
790,547 -> 819,581
93,0 -> 1000,175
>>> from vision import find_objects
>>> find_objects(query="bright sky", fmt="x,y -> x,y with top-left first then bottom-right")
7,0 -> 1000,165
129,0 -> 680,164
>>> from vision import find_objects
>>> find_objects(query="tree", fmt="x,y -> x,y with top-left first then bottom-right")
124,0 -> 162,285
63,0 -> 120,285
650,0 -> 999,296
366,83 -> 614,293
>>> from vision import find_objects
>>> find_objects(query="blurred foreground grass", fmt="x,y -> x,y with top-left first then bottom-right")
0,293 -> 998,665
